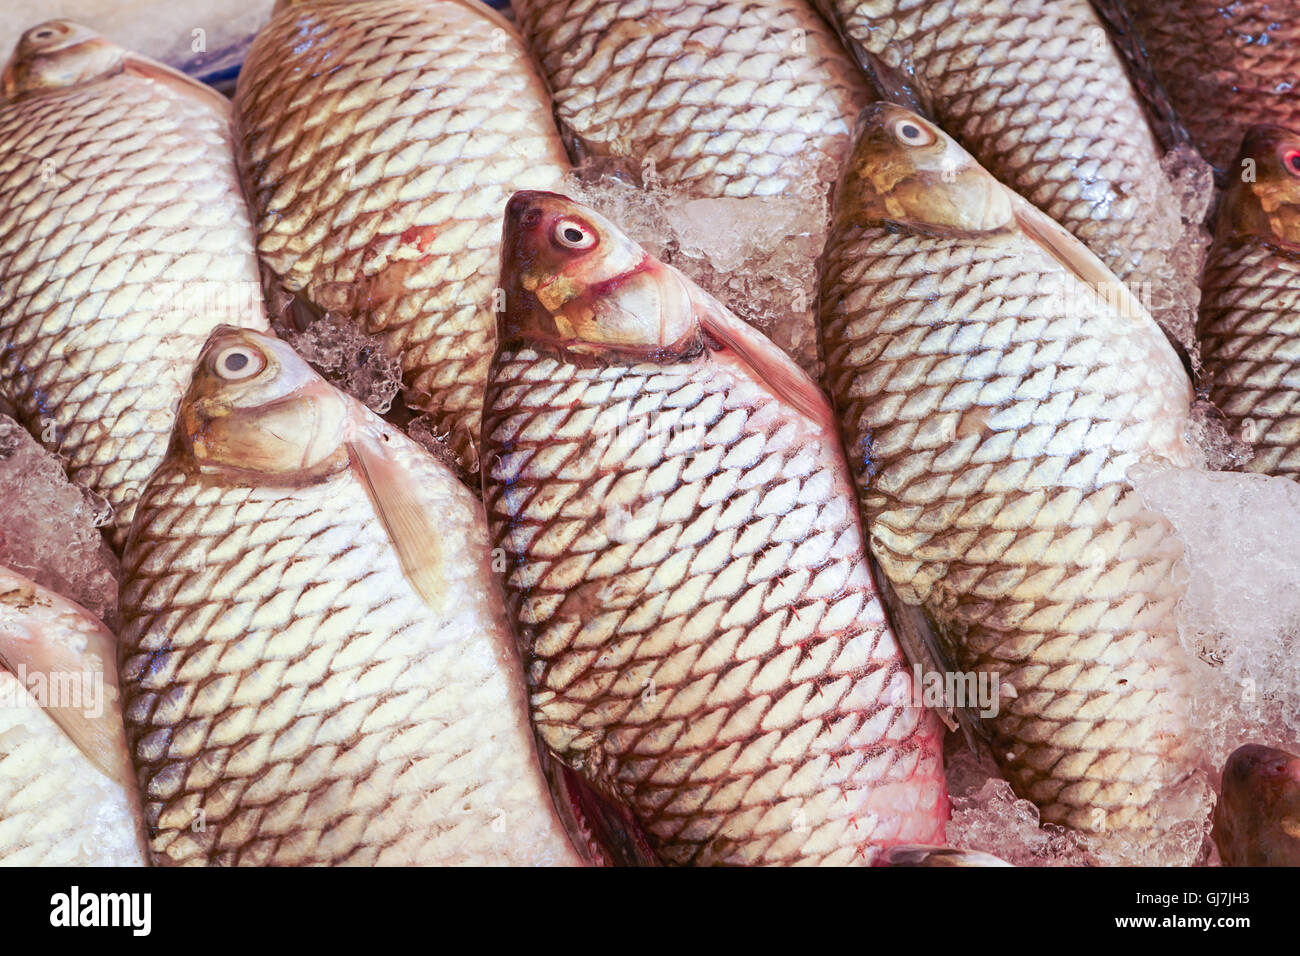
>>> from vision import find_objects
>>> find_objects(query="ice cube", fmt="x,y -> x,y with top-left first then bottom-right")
0,416 -> 118,625
281,313 -> 403,415
1133,464 -> 1300,768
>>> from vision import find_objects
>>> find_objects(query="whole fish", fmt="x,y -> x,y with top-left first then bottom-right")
0,566 -> 145,865
233,0 -> 570,473
117,326 -> 583,866
1198,124 -> 1300,480
510,0 -> 871,198
0,21 -> 268,549
1123,0 -> 1300,172
1213,743 -> 1300,866
483,190 -> 949,866
813,0 -> 1172,299
817,104 -> 1198,844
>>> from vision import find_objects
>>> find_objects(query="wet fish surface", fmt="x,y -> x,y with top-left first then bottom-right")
1198,125 -> 1300,480
0,566 -> 145,866
0,21 -> 268,548
511,0 -> 872,198
234,0 -> 570,473
1124,0 -> 1300,173
817,104 -> 1199,844
1213,743 -> 1300,866
117,326 -> 582,866
482,190 -> 949,866
814,0 -> 1172,297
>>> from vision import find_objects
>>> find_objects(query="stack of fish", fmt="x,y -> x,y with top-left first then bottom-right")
1,0 -> 1297,867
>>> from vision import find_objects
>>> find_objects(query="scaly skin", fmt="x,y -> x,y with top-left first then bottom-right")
0,21 -> 268,549
234,0 -> 570,472
511,0 -> 872,198
1198,125 -> 1300,480
483,191 -> 948,866
1127,0 -> 1300,172
816,0 -> 1168,295
817,105 -> 1198,842
0,567 -> 146,866
118,328 -> 582,866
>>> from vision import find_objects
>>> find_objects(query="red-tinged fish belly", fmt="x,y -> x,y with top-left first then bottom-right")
483,346 -> 948,865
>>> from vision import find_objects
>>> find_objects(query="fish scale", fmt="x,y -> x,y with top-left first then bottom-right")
483,347 -> 947,865
511,0 -> 871,198
1199,240 -> 1300,479
819,218 -> 1198,837
1126,0 -> 1300,171
816,0 -> 1167,291
0,60 -> 266,549
119,438 -> 579,866
234,0 -> 569,471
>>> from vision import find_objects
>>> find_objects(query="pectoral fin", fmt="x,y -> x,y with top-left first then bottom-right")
866,551 -> 989,748
346,432 -> 446,616
691,287 -> 837,434
0,574 -> 132,788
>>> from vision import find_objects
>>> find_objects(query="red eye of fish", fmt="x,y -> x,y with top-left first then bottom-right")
213,344 -> 265,381
553,218 -> 596,251
1285,149 -> 1300,177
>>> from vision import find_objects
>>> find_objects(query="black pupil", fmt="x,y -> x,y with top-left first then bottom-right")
563,227 -> 585,243
34,30 -> 53,39
901,124 -> 920,140
1288,153 -> 1300,174
224,352 -> 250,373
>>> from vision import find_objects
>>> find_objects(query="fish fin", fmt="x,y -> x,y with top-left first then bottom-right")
540,750 -> 661,867
691,288 -> 838,435
865,551 -> 989,748
345,433 -> 446,615
1085,0 -> 1194,158
0,578 -> 133,788
121,52 -> 231,114
1007,191 -> 1193,389
880,844 -> 1013,867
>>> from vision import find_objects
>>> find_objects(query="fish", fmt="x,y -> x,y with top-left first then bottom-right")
1213,743 -> 1300,866
233,0 -> 571,473
116,326 -> 584,866
510,0 -> 872,199
482,189 -> 949,866
0,20 -> 269,550
816,103 -> 1199,845
1198,124 -> 1300,480
813,0 -> 1174,301
0,565 -> 146,865
1122,0 -> 1300,173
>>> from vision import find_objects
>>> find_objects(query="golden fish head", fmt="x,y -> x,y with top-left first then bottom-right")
1,21 -> 126,102
1219,125 -> 1300,246
498,190 -> 697,357
834,102 -> 1012,234
175,326 -> 352,478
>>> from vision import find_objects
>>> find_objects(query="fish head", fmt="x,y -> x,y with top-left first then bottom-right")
834,102 -> 1012,234
498,190 -> 697,358
1,21 -> 126,102
174,326 -> 353,478
1214,743 -> 1300,865
1219,125 -> 1300,246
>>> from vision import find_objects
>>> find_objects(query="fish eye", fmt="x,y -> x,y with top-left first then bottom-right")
213,344 -> 265,381
553,218 -> 596,251
892,117 -> 935,147
1284,149 -> 1300,177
